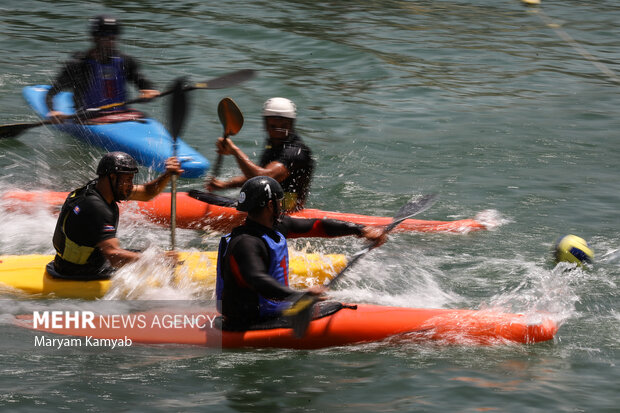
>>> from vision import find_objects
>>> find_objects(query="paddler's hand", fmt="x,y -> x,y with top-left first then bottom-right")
46,110 -> 69,124
215,136 -> 239,156
163,250 -> 179,266
164,157 -> 184,176
139,89 -> 160,101
306,285 -> 327,301
360,226 -> 388,247
206,177 -> 226,191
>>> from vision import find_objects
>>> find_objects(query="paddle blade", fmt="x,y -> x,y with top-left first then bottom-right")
169,77 -> 188,141
0,121 -> 46,139
196,69 -> 256,90
326,194 -> 439,289
284,293 -> 319,339
387,194 -> 438,232
284,194 -> 438,337
210,98 -> 244,180
218,97 -> 244,138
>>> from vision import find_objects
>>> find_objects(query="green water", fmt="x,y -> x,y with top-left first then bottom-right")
1,0 -> 619,411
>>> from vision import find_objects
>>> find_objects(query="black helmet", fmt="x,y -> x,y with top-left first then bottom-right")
90,15 -> 121,37
96,152 -> 138,176
237,176 -> 284,212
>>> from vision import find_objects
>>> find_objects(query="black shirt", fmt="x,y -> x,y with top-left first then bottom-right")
219,217 -> 363,329
52,180 -> 119,277
219,220 -> 301,329
45,50 -> 154,113
259,133 -> 314,211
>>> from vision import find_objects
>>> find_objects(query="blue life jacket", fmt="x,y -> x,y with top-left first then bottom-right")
82,57 -> 126,110
216,230 -> 290,318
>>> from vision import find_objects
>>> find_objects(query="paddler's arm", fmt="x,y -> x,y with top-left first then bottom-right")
235,158 -> 288,183
207,137 -> 289,191
208,175 -> 247,190
97,238 -> 178,268
129,157 -> 184,201
45,59 -> 80,122
278,215 -> 387,245
123,54 -> 160,100
45,72 -> 70,113
207,164 -> 287,191
97,237 -> 141,267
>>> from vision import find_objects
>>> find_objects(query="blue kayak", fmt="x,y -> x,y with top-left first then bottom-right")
22,85 -> 209,178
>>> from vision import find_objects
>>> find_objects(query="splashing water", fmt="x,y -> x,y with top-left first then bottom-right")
474,209 -> 511,231
0,193 -> 57,255
104,247 -> 207,301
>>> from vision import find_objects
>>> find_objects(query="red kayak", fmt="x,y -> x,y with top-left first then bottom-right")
15,303 -> 557,349
2,190 -> 487,233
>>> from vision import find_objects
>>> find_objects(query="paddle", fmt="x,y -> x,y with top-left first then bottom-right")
169,78 -> 188,250
208,97 -> 244,183
0,69 -> 256,140
284,194 -> 439,338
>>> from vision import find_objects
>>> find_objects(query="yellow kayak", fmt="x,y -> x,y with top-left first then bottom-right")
0,251 -> 346,299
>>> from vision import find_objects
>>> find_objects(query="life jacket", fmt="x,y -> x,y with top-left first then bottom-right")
52,181 -> 116,276
82,56 -> 126,110
53,182 -> 96,265
216,230 -> 290,318
260,133 -> 314,212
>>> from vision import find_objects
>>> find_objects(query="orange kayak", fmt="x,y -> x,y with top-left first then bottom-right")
15,303 -> 557,348
2,190 -> 487,233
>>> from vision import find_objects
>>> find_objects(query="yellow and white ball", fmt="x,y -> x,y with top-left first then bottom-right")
555,235 -> 594,266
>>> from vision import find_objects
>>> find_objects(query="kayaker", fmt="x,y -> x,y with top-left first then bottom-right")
51,151 -> 182,279
207,97 -> 314,212
45,15 -> 160,121
216,176 -> 386,330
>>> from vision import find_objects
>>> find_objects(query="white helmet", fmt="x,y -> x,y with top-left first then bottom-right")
262,97 -> 296,119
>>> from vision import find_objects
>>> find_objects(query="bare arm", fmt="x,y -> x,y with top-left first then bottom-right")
227,137 -> 289,180
129,157 -> 183,201
98,238 -> 179,268
208,174 -> 248,190
236,159 -> 289,182
97,237 -> 141,268
208,137 -> 289,190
